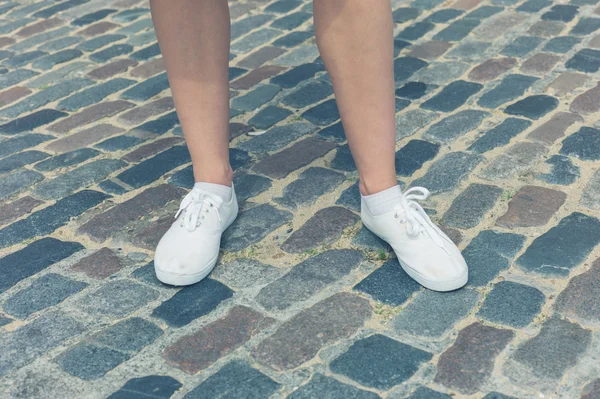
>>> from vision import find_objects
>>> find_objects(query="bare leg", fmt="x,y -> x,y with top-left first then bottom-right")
149,0 -> 232,186
313,0 -> 397,196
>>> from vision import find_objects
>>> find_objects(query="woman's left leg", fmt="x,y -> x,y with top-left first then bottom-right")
313,0 -> 469,292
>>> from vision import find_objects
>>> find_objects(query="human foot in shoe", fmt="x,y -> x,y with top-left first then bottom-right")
154,183 -> 238,286
361,186 -> 468,292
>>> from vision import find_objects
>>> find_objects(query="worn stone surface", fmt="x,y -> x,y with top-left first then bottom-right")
517,212 -> 600,275
480,142 -> 548,180
581,169 -> 600,209
282,206 -> 360,253
463,230 -> 526,287
3,273 -> 87,319
478,281 -> 545,327
435,323 -> 514,394
184,361 -> 281,399
78,184 -> 185,242
253,293 -> 371,370
289,374 -> 380,399
256,249 -> 363,310
331,334 -> 433,390
107,376 -> 182,399
152,278 -> 233,327
0,2 -> 599,396
508,317 -> 591,380
222,203 -> 292,251
527,111 -> 583,144
441,183 -> 502,229
393,288 -> 480,338
412,152 -> 483,194
555,258 -> 600,324
164,306 -> 274,373
354,259 -> 421,306
252,137 -> 336,179
496,185 -> 566,228
70,247 -> 124,279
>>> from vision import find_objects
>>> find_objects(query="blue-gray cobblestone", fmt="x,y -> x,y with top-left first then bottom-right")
464,230 -> 526,286
478,74 -> 538,109
468,117 -> 532,153
0,311 -> 86,377
31,49 -> 82,70
72,9 -> 117,26
152,278 -> 233,327
424,110 -> 489,144
421,80 -> 483,112
477,281 -> 545,327
223,203 -> 292,252
57,78 -> 135,111
76,34 -> 126,52
184,361 -> 280,399
331,334 -> 432,390
90,44 -> 133,62
0,190 -> 110,248
0,109 -> 67,135
3,273 -> 87,319
34,148 -> 101,172
560,126 -> 600,160
543,36 -> 580,53
0,237 -> 83,294
517,212 -> 600,275
238,121 -> 315,153
95,135 -> 143,151
0,169 -> 44,200
130,43 -> 160,61
0,151 -> 49,173
34,159 -> 126,200
536,155 -> 580,185
108,376 -> 182,399
354,259 -> 421,306
0,77 -> 94,118
275,167 -> 345,209
0,69 -> 39,90
3,50 -> 47,68
231,84 -> 281,111
0,134 -> 53,158
393,288 -> 480,338
257,249 -> 363,310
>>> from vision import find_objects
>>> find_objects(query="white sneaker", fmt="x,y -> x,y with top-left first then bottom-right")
154,184 -> 238,286
361,187 -> 468,292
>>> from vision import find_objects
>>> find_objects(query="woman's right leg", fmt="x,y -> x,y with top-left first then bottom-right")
150,0 -> 239,286
149,0 -> 232,186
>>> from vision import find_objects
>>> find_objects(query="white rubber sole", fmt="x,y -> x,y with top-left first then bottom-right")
155,254 -> 219,286
154,211 -> 238,287
399,259 -> 468,292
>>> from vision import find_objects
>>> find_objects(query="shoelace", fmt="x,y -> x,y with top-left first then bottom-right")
393,187 -> 450,253
175,189 -> 223,231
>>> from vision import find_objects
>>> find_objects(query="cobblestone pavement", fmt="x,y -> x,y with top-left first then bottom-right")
0,0 -> 600,397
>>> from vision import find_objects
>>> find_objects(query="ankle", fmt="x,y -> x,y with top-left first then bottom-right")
359,178 -> 399,196
193,165 -> 233,187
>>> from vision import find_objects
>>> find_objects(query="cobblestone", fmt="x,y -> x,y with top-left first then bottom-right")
256,249 -> 363,310
1,2 -> 599,396
435,323 -> 514,394
253,293 -> 371,370
331,334 -> 432,390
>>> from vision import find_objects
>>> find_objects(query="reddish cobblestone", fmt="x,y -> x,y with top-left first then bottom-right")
87,59 -> 139,80
70,248 -> 124,279
129,58 -> 165,79
16,18 -> 63,37
48,101 -> 135,134
0,87 -> 32,108
164,306 -> 274,374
